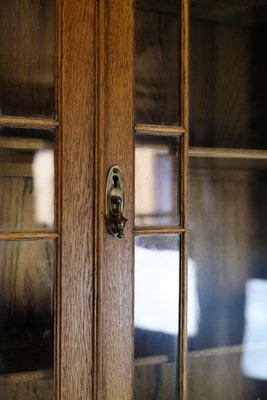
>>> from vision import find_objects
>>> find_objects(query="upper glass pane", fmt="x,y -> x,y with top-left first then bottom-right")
135,133 -> 181,226
0,0 -> 55,118
135,234 -> 180,400
189,1 -> 267,149
135,0 -> 181,126
188,156 -> 267,400
0,127 -> 55,231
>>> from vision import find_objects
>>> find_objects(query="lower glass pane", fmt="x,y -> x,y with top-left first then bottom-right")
135,234 -> 180,399
188,156 -> 267,400
0,239 -> 54,399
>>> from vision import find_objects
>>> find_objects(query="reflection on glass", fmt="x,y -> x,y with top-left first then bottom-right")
135,0 -> 181,125
0,240 -> 54,379
0,0 -> 55,117
135,134 -> 180,226
241,279 -> 267,380
188,157 -> 267,400
134,235 -> 180,400
0,127 -> 55,231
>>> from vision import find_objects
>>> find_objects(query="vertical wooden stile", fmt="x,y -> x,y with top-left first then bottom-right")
180,0 -> 189,399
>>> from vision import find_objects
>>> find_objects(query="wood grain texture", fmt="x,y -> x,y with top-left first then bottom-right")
60,0 -> 96,399
135,124 -> 185,134
134,226 -> 185,234
180,1 -> 189,399
97,1 -> 134,399
0,117 -> 59,129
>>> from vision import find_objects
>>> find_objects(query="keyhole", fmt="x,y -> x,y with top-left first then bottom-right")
113,175 -> 119,188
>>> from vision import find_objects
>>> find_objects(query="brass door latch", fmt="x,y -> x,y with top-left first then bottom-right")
105,165 -> 127,238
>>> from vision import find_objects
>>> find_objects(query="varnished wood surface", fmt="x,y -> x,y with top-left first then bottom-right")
97,1 -> 134,399
0,117 -> 59,129
0,136 -> 53,151
135,124 -> 185,135
60,0 -> 96,399
134,226 -> 185,234
180,1 -> 189,399
0,232 -> 58,240
189,147 -> 267,159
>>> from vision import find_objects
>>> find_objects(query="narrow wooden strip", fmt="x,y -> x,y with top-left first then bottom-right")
0,232 -> 59,241
180,0 -> 189,399
134,226 -> 185,235
134,355 -> 169,367
0,116 -> 59,129
0,369 -> 53,386
189,146 -> 267,159
135,124 -> 185,135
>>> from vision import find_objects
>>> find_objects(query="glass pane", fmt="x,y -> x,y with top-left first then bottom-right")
0,378 -> 53,400
188,157 -> 267,400
0,239 -> 54,399
135,134 -> 180,226
135,0 -> 181,126
0,0 -> 55,117
189,2 -> 267,149
0,127 -> 55,231
135,235 -> 180,400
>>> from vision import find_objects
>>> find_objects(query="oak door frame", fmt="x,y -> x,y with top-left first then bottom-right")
59,0 -> 96,399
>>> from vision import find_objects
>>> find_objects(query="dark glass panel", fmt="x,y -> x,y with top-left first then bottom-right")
0,0 -> 55,117
189,2 -> 267,149
135,0 -> 181,126
188,156 -> 267,400
0,240 -> 54,378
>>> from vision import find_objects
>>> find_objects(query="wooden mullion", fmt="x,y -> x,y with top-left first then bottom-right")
55,2 -> 62,398
0,116 -> 59,129
180,0 -> 189,399
134,226 -> 185,235
135,124 -> 185,135
189,146 -> 267,159
0,231 -> 59,241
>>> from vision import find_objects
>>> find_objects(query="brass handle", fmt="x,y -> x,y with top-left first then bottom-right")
105,166 -> 127,238
110,196 -> 128,238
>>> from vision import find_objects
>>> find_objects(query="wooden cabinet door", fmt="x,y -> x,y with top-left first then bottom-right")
0,0 -> 188,399
95,1 -> 189,400
0,1 -> 96,399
